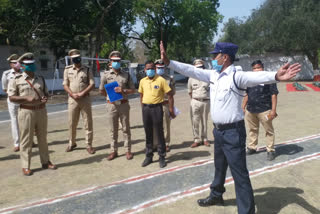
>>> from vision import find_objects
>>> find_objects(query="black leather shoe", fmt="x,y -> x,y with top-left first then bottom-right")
141,157 -> 153,167
197,196 -> 224,207
267,151 -> 276,161
159,157 -> 167,168
246,148 -> 257,155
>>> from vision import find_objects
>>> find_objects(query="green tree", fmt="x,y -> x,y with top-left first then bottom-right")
132,0 -> 222,62
221,0 -> 320,70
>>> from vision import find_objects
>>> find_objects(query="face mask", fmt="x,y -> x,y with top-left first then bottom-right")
211,60 -> 223,72
22,64 -> 36,72
13,62 -> 21,70
112,62 -> 121,69
72,57 -> 81,64
156,68 -> 165,76
146,69 -> 155,77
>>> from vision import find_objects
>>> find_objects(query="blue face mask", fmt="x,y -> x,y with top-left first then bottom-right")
72,57 -> 81,64
146,69 -> 155,77
112,62 -> 121,69
22,64 -> 36,72
211,60 -> 223,72
156,68 -> 165,76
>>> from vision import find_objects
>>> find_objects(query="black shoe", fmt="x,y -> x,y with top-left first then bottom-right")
142,157 -> 153,167
197,196 -> 224,207
159,157 -> 167,168
267,151 -> 276,161
246,148 -> 257,155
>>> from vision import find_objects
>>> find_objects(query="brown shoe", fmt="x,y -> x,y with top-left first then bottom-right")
166,146 -> 171,152
13,146 -> 20,152
22,168 -> 33,176
203,141 -> 211,147
107,152 -> 118,161
126,152 -> 134,160
191,142 -> 201,148
65,144 -> 77,152
86,147 -> 96,154
42,161 -> 57,170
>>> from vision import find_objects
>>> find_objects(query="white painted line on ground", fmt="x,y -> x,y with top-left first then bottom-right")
0,89 -> 188,124
0,134 -> 319,214
114,152 -> 320,214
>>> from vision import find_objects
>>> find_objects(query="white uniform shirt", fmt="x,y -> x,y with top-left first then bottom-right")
168,60 -> 277,124
2,69 -> 17,91
2,69 -> 20,106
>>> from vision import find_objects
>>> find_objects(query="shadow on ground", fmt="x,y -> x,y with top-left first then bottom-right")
48,127 -> 82,134
167,151 -> 211,162
275,144 -> 304,158
0,150 -> 55,161
219,187 -> 319,214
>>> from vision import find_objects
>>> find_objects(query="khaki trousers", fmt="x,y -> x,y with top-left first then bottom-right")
68,96 -> 93,147
190,99 -> 210,143
245,109 -> 275,152
106,102 -> 131,152
18,108 -> 49,169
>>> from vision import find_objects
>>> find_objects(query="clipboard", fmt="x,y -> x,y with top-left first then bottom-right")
104,81 -> 123,102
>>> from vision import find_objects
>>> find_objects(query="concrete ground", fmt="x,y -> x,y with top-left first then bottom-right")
0,82 -> 319,213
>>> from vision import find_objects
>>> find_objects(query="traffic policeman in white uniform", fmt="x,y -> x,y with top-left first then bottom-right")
1,54 -> 21,152
160,41 -> 301,214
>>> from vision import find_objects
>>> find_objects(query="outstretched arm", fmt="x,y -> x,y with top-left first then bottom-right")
160,41 -> 212,83
275,63 -> 301,81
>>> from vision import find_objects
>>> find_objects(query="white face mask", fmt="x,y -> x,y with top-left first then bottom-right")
156,68 -> 165,75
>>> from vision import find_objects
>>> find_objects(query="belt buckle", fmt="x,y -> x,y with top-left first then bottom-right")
114,100 -> 121,105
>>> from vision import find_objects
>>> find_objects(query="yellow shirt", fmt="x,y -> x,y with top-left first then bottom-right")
138,75 -> 171,104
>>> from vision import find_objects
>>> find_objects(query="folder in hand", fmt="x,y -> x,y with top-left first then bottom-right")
104,81 -> 123,102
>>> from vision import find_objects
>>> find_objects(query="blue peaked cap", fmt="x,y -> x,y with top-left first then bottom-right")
209,42 -> 238,58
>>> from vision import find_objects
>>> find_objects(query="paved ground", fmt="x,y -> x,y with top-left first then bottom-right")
0,82 -> 319,214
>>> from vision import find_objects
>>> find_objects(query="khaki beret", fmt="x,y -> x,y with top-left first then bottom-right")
193,59 -> 204,68
68,49 -> 81,58
18,52 -> 35,64
109,51 -> 121,60
154,59 -> 165,67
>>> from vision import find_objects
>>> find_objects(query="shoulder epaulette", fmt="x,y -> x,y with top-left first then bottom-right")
65,65 -> 73,69
15,73 -> 22,79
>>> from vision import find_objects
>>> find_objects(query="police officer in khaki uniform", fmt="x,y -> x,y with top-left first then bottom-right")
99,51 -> 136,160
63,49 -> 96,154
153,59 -> 175,152
1,54 -> 21,152
8,53 -> 57,176
188,59 -> 211,148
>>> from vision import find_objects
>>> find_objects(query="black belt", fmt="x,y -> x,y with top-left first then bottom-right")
214,120 -> 244,131
143,103 -> 162,108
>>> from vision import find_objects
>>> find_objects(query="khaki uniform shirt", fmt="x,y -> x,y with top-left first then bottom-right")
63,64 -> 95,93
99,69 -> 135,101
162,74 -> 175,101
7,72 -> 48,106
188,78 -> 210,99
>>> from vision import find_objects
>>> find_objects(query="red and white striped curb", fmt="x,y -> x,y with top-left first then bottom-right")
1,134 -> 320,214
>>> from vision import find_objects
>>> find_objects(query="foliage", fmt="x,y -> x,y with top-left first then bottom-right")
133,0 -> 222,62
0,0 -> 221,64
220,0 -> 320,70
